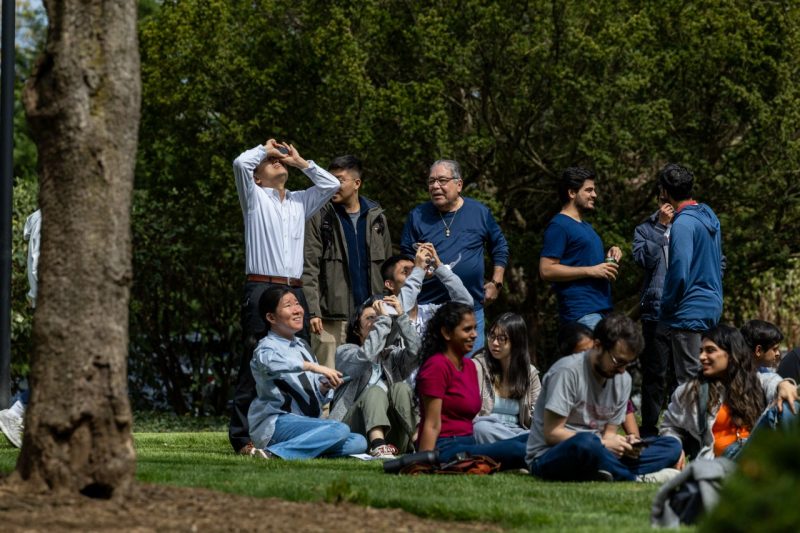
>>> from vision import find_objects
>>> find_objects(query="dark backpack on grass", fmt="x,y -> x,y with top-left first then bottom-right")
651,457 -> 736,527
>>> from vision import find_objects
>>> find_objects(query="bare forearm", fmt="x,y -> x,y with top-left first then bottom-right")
490,265 -> 505,284
418,422 -> 439,451
544,426 -> 577,446
540,261 -> 591,282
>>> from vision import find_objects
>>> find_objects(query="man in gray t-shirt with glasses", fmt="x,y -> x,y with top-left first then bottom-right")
526,313 -> 682,482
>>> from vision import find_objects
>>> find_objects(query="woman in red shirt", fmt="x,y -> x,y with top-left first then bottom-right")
416,302 -> 527,470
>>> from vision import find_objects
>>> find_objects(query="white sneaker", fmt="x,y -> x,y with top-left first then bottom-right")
0,402 -> 25,448
636,467 -> 680,483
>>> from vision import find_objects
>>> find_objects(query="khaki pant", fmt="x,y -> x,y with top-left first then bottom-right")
311,319 -> 347,370
312,319 -> 347,418
342,382 -> 418,453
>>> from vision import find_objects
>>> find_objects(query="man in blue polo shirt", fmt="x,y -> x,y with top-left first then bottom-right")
540,167 -> 621,330
400,159 -> 508,353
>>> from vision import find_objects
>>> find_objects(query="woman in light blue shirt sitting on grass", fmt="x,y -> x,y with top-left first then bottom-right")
247,285 -> 367,459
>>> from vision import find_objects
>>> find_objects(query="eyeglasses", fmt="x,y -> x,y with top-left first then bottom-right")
488,333 -> 509,344
427,176 -> 459,187
608,350 -> 636,369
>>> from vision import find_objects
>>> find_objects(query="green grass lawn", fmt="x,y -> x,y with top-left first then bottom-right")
0,426 -> 690,532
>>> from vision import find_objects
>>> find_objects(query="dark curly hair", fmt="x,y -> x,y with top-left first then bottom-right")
657,163 -> 694,202
684,324 -> 766,429
558,166 -> 596,205
419,302 -> 475,363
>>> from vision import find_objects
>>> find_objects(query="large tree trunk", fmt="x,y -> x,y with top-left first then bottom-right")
12,0 -> 140,497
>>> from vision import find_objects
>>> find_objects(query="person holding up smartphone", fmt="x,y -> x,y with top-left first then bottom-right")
330,294 -> 421,458
231,137 -> 341,456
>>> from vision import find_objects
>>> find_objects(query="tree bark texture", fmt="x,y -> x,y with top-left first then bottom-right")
14,0 -> 141,497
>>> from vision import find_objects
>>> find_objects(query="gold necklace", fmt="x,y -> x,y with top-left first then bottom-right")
439,207 -> 459,237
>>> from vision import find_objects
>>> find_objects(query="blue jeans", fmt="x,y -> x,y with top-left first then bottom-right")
436,433 -> 527,471
530,432 -> 682,481
576,313 -> 605,332
267,414 -> 367,459
754,400 -> 799,431
467,307 -> 485,358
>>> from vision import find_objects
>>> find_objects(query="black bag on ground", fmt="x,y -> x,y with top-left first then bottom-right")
383,450 -> 439,474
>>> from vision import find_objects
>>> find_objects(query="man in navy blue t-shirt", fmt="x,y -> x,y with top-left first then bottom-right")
540,167 -> 621,330
400,159 -> 509,353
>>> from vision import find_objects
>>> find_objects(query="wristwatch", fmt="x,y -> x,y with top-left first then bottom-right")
488,280 -> 503,291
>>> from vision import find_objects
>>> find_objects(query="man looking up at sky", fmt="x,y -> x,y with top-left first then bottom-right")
230,138 -> 340,456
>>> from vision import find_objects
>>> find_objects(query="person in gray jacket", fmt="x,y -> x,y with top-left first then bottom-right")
660,324 -> 798,464
633,202 -> 673,436
382,243 -> 473,340
303,155 -> 392,373
330,294 -> 420,458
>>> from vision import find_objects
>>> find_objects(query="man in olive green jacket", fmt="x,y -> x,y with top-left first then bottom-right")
302,155 -> 392,372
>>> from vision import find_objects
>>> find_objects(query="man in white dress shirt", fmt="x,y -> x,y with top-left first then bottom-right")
230,138 -> 340,455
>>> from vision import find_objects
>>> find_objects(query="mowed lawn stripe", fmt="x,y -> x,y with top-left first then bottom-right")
1,432 -> 675,532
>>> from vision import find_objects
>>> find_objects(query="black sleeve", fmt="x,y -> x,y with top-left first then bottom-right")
777,348 -> 800,381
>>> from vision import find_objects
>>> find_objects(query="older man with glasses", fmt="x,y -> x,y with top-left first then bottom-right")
400,159 -> 509,354
526,313 -> 683,482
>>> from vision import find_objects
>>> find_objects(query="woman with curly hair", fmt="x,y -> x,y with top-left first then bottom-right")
471,313 -> 541,444
661,324 -> 798,462
415,302 -> 527,470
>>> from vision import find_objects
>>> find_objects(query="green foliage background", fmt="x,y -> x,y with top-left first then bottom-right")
10,0 -> 800,414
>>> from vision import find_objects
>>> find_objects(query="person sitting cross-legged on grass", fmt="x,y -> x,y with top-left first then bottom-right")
527,313 -> 682,482
330,294 -> 420,459
415,302 -> 528,470
660,324 -> 798,462
557,321 -> 640,438
471,313 -> 541,444
248,285 -> 367,459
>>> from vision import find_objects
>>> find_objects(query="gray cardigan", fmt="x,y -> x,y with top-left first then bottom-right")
659,372 -> 787,459
329,313 -> 420,421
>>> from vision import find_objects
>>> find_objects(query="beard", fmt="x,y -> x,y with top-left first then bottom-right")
575,197 -> 595,213
593,361 -> 616,380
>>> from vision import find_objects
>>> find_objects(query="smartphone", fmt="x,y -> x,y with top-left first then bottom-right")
320,375 -> 352,386
276,145 -> 289,155
631,436 -> 658,448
